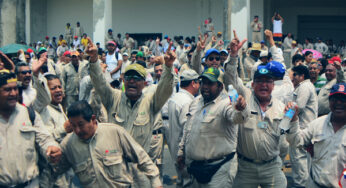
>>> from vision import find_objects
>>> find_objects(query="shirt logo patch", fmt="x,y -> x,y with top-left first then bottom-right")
105,149 -> 118,154
139,112 -> 146,115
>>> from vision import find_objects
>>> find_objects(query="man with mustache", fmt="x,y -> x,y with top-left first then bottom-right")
31,55 -> 74,188
226,30 -> 294,188
0,69 -> 61,188
177,67 -> 247,187
286,83 -> 346,187
15,62 -> 37,106
86,37 -> 174,187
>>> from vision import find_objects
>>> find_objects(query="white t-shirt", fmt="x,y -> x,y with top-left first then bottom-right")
106,52 -> 123,80
273,20 -> 282,34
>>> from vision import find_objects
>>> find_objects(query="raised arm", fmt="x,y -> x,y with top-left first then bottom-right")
85,37 -> 121,112
191,36 -> 206,74
0,51 -> 15,72
152,42 -> 174,114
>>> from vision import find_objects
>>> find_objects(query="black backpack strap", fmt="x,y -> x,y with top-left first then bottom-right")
27,106 -> 36,126
115,52 -> 119,60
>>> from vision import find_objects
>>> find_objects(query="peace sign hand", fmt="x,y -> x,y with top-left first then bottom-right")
230,30 -> 247,57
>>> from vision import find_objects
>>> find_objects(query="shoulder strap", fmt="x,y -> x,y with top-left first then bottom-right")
115,52 -> 119,60
27,106 -> 36,126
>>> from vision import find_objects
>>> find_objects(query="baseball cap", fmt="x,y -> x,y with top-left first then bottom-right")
180,69 -> 199,81
74,36 -> 78,39
260,51 -> 268,58
254,66 -> 274,79
217,32 -> 222,35
108,29 -> 113,32
107,41 -> 116,46
220,49 -> 228,55
266,61 -> 286,78
136,51 -> 144,57
63,51 -> 71,56
329,83 -> 346,97
199,67 -> 222,83
45,36 -> 49,39
164,35 -> 168,39
71,51 -> 80,57
292,40 -> 297,45
260,40 -> 265,44
204,48 -> 220,59
251,43 -> 261,51
124,63 -> 147,79
123,52 -> 128,56
38,47 -> 47,53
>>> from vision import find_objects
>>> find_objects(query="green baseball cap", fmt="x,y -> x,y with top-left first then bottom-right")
199,67 -> 222,83
124,63 -> 147,79
136,51 -> 144,58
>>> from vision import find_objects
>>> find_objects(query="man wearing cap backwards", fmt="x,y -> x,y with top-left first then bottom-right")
177,67 -> 247,187
61,50 -> 87,108
52,101 -> 163,188
286,83 -> 346,188
290,65 -> 318,187
0,70 -> 62,188
86,37 -> 174,186
318,61 -> 345,116
166,69 -> 200,187
105,41 -> 123,81
226,30 -> 295,187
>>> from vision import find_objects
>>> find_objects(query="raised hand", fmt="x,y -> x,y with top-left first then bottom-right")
164,41 -> 176,68
230,30 -> 247,57
32,52 -> 47,76
85,37 -> 98,63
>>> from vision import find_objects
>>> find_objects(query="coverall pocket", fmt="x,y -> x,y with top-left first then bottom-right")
311,135 -> 328,160
74,160 -> 95,185
103,155 -> 123,179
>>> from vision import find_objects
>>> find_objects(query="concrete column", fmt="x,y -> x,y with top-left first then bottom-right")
230,0 -> 248,42
93,0 -> 112,47
223,0 -> 232,41
25,0 -> 31,44
0,0 -> 17,46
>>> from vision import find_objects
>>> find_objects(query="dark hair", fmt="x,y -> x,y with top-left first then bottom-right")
254,15 -> 259,18
15,62 -> 29,74
292,54 -> 304,64
44,74 -> 61,81
304,51 -> 313,57
292,65 -> 310,80
131,51 -> 137,56
136,60 -> 147,68
180,80 -> 193,88
67,100 -> 93,121
24,52 -> 30,56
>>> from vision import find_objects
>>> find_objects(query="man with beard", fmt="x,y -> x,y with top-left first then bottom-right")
0,69 -> 62,187
177,67 -> 247,187
317,61 -> 345,116
15,62 -> 37,106
226,30 -> 293,188
290,65 -> 318,187
286,83 -> 346,187
86,37 -> 174,187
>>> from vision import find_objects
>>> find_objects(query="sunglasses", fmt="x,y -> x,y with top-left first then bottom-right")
124,75 -> 144,81
20,70 -> 32,74
208,56 -> 220,61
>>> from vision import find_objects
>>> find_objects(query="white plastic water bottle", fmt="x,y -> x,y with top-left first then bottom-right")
279,102 -> 297,134
341,171 -> 346,188
228,85 -> 239,103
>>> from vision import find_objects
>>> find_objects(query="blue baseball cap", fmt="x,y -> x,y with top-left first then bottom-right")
204,48 -> 220,59
254,65 -> 274,79
108,29 -> 113,32
266,61 -> 286,78
329,83 -> 346,97
260,40 -> 265,43
220,49 -> 228,55
164,35 -> 168,39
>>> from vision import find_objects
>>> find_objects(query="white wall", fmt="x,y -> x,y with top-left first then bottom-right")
111,0 -> 224,38
46,0 -> 93,39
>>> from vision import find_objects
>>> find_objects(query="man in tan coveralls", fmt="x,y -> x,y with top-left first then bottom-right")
225,31 -> 292,188
86,37 -> 174,187
54,101 -> 163,188
177,67 -> 248,188
0,70 -> 61,188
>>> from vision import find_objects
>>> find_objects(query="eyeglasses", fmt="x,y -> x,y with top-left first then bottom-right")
254,79 -> 274,84
208,56 -> 220,61
20,70 -> 32,75
124,75 -> 144,81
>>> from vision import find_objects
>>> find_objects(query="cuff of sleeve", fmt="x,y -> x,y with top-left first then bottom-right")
151,176 -> 162,188
288,121 -> 299,134
269,45 -> 277,53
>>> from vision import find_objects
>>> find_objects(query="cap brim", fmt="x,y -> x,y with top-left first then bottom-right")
329,92 -> 346,97
199,75 -> 218,82
124,69 -> 146,79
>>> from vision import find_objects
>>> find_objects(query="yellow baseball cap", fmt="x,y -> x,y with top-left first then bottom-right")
251,43 -> 261,51
124,63 -> 147,79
